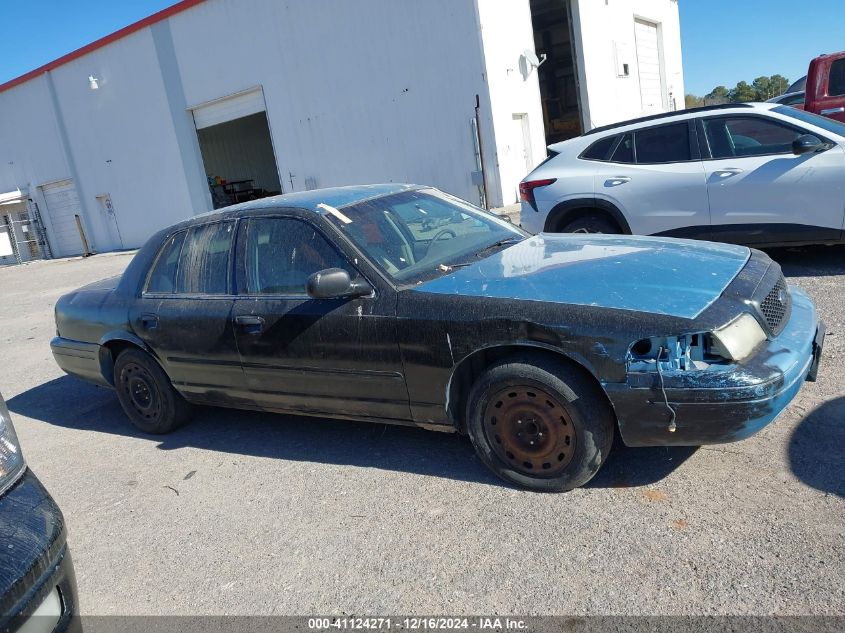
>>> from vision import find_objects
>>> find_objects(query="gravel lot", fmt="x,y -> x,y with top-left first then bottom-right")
1,244 -> 843,616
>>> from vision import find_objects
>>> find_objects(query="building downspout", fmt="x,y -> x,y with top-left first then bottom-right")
474,94 -> 490,209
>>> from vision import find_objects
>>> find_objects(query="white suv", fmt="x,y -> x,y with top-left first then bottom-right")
519,103 -> 845,246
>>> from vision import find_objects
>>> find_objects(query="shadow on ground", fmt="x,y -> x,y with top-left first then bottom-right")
9,375 -> 693,491
788,396 -> 845,498
765,244 -> 845,278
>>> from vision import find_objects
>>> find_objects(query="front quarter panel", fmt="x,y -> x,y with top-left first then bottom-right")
397,290 -> 697,428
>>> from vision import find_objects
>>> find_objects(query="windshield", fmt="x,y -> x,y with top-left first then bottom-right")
773,105 -> 845,138
324,188 -> 526,284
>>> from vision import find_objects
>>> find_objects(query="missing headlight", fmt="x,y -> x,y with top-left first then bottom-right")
627,333 -> 730,372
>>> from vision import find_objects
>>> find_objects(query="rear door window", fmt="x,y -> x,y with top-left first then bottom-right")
146,231 -> 186,294
610,133 -> 634,163
634,123 -> 691,163
581,135 -> 617,160
175,221 -> 236,294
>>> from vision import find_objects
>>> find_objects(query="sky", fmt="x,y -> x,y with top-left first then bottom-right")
0,0 -> 844,94
679,0 -> 845,95
0,0 -> 175,84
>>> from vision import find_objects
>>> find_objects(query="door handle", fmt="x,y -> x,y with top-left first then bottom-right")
820,106 -> 845,116
604,176 -> 631,187
140,313 -> 158,330
234,315 -> 265,334
714,168 -> 743,178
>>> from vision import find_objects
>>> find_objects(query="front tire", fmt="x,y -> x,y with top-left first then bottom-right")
114,348 -> 193,434
466,355 -> 614,492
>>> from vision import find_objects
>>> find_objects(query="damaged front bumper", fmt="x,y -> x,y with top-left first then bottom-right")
606,287 -> 823,447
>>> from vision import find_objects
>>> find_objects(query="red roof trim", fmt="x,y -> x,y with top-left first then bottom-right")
0,0 -> 207,94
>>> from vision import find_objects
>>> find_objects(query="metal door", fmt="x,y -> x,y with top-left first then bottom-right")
41,180 -> 87,257
635,20 -> 664,113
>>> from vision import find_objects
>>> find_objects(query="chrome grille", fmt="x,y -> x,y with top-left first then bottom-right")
758,274 -> 790,336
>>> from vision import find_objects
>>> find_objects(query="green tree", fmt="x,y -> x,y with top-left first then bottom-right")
729,80 -> 757,102
769,74 -> 790,97
705,85 -> 730,104
752,75 -> 773,100
751,75 -> 791,100
685,93 -> 705,108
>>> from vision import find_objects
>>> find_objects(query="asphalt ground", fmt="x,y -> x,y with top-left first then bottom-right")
0,242 -> 842,616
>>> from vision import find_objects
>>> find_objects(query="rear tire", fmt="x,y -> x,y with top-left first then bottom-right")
559,214 -> 620,234
114,348 -> 193,434
466,355 -> 614,492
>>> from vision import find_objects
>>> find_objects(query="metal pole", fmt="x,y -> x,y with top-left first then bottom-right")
74,214 -> 92,257
474,94 -> 490,209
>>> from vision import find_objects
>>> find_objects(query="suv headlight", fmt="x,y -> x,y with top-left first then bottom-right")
0,394 -> 26,497
710,313 -> 767,361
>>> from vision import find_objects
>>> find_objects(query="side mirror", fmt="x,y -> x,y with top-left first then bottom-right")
307,268 -> 372,299
792,134 -> 824,155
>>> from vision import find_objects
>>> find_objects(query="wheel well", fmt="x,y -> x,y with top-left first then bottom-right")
544,202 -> 630,234
447,345 -> 616,434
99,339 -> 144,386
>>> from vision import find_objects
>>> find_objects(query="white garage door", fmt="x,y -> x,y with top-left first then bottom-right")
191,88 -> 266,130
635,20 -> 664,113
41,179 -> 85,257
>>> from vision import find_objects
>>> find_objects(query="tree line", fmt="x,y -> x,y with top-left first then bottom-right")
685,75 -> 791,108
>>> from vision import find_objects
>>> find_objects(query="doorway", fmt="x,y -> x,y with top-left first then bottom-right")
192,89 -> 283,209
529,0 -> 583,144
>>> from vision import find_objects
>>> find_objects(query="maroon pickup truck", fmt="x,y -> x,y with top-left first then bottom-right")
802,51 -> 845,122
771,52 -> 845,120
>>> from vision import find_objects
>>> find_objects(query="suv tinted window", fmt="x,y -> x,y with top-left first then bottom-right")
611,133 -> 634,163
703,117 -> 800,158
244,218 -> 351,295
146,231 -> 186,293
581,135 -> 617,160
175,221 -> 235,294
634,123 -> 691,163
830,58 -> 845,97
780,92 -> 805,106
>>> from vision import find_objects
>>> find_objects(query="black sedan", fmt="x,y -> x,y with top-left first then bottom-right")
0,394 -> 79,632
51,185 -> 823,491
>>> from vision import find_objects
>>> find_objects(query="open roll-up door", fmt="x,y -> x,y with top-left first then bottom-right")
191,88 -> 266,129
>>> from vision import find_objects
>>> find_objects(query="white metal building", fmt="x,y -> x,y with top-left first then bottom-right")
0,0 -> 684,259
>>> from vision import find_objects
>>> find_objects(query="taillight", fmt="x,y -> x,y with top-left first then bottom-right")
519,178 -> 556,208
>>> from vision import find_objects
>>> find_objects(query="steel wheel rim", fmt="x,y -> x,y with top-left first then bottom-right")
121,363 -> 161,420
482,385 -> 576,477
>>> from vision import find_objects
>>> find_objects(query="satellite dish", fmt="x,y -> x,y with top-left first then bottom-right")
523,49 -> 541,68
519,49 -> 547,79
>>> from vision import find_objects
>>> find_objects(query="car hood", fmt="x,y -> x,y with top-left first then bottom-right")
415,234 -> 750,319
